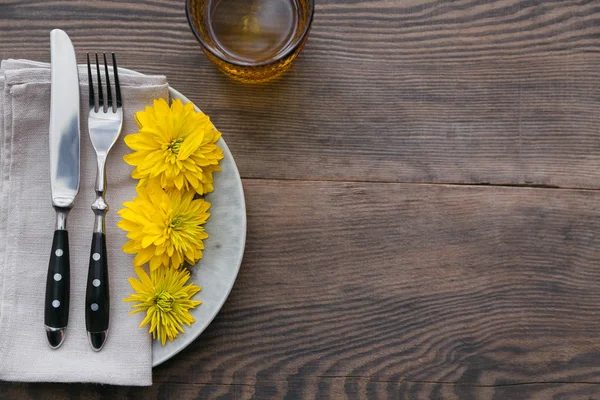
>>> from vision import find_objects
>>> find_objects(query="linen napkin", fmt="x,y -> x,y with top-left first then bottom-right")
0,59 -> 169,385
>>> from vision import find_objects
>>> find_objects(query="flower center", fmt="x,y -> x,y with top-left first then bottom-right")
167,137 -> 184,155
170,216 -> 182,230
155,291 -> 174,312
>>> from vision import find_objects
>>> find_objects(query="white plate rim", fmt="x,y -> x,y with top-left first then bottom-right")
117,67 -> 247,367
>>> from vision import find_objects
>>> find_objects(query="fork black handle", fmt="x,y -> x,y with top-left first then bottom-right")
44,229 -> 70,348
85,232 -> 110,350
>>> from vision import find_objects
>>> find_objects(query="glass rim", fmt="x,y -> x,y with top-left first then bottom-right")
185,0 -> 315,68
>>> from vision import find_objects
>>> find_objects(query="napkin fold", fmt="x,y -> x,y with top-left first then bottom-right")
0,59 -> 169,386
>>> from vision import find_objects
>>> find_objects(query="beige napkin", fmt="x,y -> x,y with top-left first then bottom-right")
0,59 -> 168,385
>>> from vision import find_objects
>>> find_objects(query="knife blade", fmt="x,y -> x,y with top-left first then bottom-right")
44,29 -> 80,349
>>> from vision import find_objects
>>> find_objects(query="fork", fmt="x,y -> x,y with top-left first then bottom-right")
85,53 -> 123,351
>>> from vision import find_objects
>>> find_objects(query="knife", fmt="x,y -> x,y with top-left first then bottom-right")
44,29 -> 80,349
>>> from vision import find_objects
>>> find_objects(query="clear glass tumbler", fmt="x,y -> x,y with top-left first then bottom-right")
186,0 -> 315,83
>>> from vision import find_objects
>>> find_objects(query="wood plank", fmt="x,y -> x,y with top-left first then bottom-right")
3,381 -> 600,399
0,0 -> 598,187
149,180 -> 600,393
1,180 -> 600,396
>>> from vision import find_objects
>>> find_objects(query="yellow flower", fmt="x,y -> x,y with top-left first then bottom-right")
124,266 -> 201,345
124,98 -> 224,195
117,181 -> 210,272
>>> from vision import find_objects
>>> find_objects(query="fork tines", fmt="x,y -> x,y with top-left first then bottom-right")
86,52 -> 122,112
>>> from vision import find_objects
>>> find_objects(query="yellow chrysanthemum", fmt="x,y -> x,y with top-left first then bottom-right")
124,98 -> 224,195
124,266 -> 201,345
117,181 -> 211,272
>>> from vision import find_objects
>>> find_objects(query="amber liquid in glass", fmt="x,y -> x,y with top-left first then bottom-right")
207,0 -> 300,64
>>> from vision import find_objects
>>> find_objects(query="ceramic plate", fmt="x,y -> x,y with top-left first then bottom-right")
119,68 -> 247,367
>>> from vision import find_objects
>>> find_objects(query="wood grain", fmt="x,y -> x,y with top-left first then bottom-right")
3,180 -> 600,397
0,0 -> 599,187
3,381 -> 600,399
150,180 -> 600,397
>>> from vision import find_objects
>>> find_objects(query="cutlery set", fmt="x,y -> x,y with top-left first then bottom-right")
44,29 -> 122,351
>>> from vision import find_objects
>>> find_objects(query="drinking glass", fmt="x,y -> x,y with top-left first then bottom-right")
186,0 -> 315,83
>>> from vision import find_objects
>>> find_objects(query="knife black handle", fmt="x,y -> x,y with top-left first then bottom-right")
85,232 -> 110,335
44,230 -> 70,330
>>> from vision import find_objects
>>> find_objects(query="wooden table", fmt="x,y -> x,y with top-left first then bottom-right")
1,0 -> 599,399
